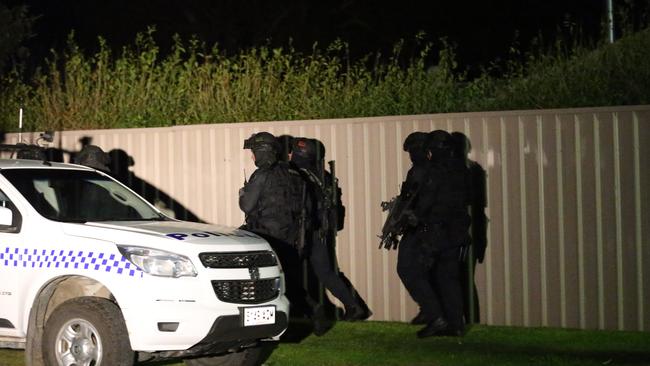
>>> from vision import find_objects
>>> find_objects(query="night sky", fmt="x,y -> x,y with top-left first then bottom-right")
8,0 -> 606,71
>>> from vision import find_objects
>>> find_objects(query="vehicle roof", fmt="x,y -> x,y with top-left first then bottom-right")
0,158 -> 93,171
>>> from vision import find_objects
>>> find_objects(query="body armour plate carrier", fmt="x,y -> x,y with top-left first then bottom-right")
247,163 -> 306,247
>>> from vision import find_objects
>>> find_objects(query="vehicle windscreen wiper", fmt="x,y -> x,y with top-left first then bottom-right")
144,216 -> 171,221
61,218 -> 88,223
92,216 -> 170,222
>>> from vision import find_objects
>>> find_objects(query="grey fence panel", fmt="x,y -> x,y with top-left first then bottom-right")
639,110 -> 650,332
4,105 -> 649,331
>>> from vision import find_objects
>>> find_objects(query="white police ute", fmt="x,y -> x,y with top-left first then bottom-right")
0,158 -> 289,366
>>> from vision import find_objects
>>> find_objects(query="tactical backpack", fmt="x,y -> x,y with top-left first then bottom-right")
252,163 -> 308,249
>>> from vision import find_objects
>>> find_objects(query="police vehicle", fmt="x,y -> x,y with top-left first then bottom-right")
0,155 -> 289,365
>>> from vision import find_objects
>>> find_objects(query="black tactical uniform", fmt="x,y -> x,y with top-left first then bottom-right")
239,132 -> 314,316
426,130 -> 471,336
397,130 -> 469,338
396,132 -> 443,329
291,137 -> 370,321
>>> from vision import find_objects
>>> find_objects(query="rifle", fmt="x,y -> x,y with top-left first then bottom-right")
378,183 -> 420,250
299,161 -> 338,239
297,180 -> 308,256
327,160 -> 339,242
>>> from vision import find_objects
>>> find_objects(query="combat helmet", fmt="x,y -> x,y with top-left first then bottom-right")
244,132 -> 280,152
244,132 -> 280,168
403,131 -> 429,152
428,130 -> 452,163
291,137 -> 325,170
403,131 -> 429,165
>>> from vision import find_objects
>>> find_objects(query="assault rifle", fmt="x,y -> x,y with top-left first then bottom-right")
296,180 -> 308,256
327,160 -> 340,240
378,184 -> 420,250
299,161 -> 339,237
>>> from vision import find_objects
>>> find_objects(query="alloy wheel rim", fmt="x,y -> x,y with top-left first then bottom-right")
54,318 -> 103,366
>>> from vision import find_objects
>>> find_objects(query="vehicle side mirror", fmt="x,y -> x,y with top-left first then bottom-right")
0,206 -> 13,226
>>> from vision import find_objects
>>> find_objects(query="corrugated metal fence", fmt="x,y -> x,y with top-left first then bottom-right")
4,105 -> 650,331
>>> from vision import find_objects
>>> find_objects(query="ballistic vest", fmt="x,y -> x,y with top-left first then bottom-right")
248,162 -> 306,247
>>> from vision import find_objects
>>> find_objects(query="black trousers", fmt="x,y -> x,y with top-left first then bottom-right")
266,237 -> 315,316
308,233 -> 357,308
397,232 -> 464,329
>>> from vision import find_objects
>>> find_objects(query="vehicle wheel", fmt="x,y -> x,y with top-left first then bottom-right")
184,342 -> 277,366
42,297 -> 134,366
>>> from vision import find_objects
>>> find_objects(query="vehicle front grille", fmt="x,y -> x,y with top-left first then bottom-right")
199,251 -> 277,269
211,278 -> 280,304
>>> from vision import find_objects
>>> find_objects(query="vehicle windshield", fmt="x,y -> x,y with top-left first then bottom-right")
1,169 -> 166,223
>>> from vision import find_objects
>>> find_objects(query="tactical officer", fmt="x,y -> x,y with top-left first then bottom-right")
396,130 -> 468,338
290,137 -> 370,321
239,132 -> 315,317
73,145 -> 111,172
424,130 -> 471,337
396,131 -> 444,332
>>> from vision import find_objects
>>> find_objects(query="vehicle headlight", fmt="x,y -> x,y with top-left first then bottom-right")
117,246 -> 197,278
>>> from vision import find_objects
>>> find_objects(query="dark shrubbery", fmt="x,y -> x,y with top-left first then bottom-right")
1,27 -> 649,132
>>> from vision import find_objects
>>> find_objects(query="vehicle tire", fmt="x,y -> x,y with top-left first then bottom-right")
184,342 -> 277,366
42,297 -> 134,366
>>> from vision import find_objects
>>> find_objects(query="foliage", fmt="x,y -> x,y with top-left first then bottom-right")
482,28 -> 650,110
0,4 -> 36,75
1,25 -> 649,132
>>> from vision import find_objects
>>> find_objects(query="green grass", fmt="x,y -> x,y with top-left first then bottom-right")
0,349 -> 21,366
2,322 -> 649,366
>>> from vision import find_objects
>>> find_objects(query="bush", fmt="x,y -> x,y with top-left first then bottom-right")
0,3 -> 35,74
1,27 -> 649,132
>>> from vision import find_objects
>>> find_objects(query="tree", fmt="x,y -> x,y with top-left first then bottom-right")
0,3 -> 36,74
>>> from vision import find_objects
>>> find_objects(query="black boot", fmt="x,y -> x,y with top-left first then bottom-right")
311,304 -> 331,336
410,310 -> 432,325
440,324 -> 465,337
417,317 -> 449,338
343,304 -> 370,321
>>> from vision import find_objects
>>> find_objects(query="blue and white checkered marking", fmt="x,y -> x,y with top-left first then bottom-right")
0,247 -> 143,278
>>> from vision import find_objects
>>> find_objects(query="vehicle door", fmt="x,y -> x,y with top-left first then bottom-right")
0,188 -> 27,338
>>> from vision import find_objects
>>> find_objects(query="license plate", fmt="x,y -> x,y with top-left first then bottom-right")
243,306 -> 276,326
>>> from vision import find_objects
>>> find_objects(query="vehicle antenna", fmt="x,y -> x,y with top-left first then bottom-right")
18,107 -> 23,143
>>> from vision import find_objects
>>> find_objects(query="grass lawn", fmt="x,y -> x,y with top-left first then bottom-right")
1,322 -> 649,366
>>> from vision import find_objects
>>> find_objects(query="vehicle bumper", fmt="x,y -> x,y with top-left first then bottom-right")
139,311 -> 289,361
120,292 -> 289,352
